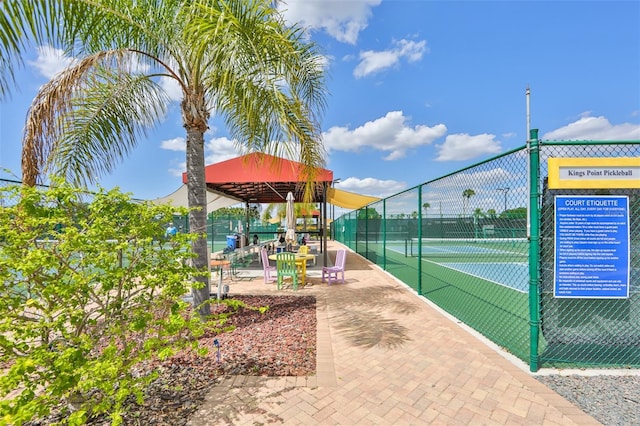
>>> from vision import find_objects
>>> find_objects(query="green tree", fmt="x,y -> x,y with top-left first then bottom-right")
500,207 -> 527,219
1,0 -> 327,316
462,188 -> 476,216
356,207 -> 381,220
263,203 -> 287,225
262,210 -> 272,222
211,207 -> 242,219
210,206 -> 258,221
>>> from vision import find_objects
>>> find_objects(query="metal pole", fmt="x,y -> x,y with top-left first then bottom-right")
526,86 -> 532,239
503,188 -> 509,211
332,204 -> 335,238
528,128 -> 541,372
322,182 -> 328,267
330,178 -> 341,240
497,187 -> 510,213
417,185 -> 423,295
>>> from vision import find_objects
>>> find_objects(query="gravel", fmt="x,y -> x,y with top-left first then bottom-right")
535,374 -> 640,425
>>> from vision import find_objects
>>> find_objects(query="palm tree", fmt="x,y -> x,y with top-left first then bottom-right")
422,202 -> 430,217
1,0 -> 327,316
263,201 -> 316,230
462,189 -> 475,217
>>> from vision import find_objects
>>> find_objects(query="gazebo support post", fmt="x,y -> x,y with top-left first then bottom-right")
322,181 -> 328,267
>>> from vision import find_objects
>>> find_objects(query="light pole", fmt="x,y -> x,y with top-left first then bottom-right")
331,178 -> 341,238
497,187 -> 510,213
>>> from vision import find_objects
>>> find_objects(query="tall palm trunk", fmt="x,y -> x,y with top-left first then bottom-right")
182,89 -> 210,317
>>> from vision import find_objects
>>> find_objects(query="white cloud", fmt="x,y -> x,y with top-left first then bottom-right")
337,176 -> 406,199
168,164 -> 186,177
435,133 -> 502,161
278,0 -> 381,44
163,134 -> 240,176
28,45 -> 153,80
160,137 -> 186,151
160,76 -> 183,102
323,111 -> 446,160
354,39 -> 427,78
204,136 -> 240,164
542,114 -> 640,140
28,46 -> 75,79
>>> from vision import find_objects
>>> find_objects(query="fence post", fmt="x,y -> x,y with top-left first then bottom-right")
528,128 -> 541,372
383,199 -> 387,271
417,186 -> 423,295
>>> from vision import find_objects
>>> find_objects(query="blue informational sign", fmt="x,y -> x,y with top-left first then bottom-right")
554,195 -> 630,298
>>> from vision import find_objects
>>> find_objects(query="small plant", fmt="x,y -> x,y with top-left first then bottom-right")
0,183 -> 209,425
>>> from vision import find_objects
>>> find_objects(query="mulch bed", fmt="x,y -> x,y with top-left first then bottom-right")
26,295 -> 317,425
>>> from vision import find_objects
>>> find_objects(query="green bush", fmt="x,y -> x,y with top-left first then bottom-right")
0,183 -> 209,425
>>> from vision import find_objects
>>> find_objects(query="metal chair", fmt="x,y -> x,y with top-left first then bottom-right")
322,249 -> 347,285
276,252 -> 299,290
260,248 -> 276,283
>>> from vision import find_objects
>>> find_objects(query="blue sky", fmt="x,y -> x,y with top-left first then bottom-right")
1,0 -> 639,215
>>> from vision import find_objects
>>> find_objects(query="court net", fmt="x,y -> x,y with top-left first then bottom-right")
405,237 -> 528,263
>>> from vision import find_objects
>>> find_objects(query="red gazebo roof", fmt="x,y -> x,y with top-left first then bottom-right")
182,153 -> 334,204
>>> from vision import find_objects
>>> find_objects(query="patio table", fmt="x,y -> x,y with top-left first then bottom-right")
269,253 -> 316,286
210,258 -> 232,299
210,259 -> 232,278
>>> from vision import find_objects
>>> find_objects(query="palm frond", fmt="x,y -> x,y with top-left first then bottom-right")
22,49 -> 168,186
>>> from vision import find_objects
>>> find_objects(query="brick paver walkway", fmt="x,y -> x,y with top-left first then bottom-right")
189,241 -> 600,425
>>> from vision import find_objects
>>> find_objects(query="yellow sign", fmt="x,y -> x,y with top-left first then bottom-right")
548,157 -> 640,189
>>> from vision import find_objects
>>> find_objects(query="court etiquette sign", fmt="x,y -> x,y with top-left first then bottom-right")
554,195 -> 630,298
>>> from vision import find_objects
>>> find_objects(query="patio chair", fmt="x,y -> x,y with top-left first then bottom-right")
322,249 -> 347,285
260,248 -> 276,283
294,245 -> 310,275
276,252 -> 299,290
227,252 -> 241,280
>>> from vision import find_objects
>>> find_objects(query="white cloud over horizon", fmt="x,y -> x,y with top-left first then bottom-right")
323,110 -> 447,160
435,133 -> 503,162
542,113 -> 640,140
336,176 -> 406,199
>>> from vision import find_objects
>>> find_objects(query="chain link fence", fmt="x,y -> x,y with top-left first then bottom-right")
537,141 -> 640,368
334,138 -> 639,370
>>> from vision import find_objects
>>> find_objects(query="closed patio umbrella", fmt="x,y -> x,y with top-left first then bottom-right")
285,192 -> 296,248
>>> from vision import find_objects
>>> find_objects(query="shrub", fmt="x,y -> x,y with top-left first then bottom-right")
0,183 -> 209,425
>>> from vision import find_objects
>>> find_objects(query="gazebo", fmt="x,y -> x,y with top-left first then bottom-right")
182,152 -> 335,265
173,152 -> 382,266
